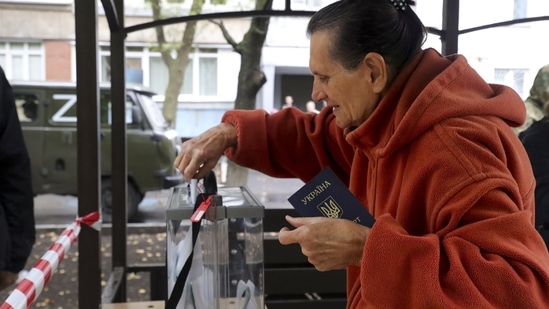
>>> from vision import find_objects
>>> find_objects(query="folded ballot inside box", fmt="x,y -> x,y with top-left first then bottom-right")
165,175 -> 265,309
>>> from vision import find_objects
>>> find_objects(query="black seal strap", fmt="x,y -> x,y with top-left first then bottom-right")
166,193 -> 214,309
166,171 -> 218,309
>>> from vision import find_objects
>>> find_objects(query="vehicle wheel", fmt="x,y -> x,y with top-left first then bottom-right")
101,178 -> 142,223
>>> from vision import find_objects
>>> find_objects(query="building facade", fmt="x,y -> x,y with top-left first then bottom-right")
1,0 -> 548,137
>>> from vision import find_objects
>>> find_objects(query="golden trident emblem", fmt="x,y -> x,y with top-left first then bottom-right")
317,197 -> 342,219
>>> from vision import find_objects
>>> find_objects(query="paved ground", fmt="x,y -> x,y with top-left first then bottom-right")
0,169 -> 303,308
0,231 -> 166,308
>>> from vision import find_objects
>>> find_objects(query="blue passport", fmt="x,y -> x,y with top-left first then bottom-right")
287,167 -> 375,227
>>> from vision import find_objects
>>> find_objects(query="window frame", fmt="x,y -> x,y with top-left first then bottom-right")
99,44 -> 220,99
0,41 -> 45,81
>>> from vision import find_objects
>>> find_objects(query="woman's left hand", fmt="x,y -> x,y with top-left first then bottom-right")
278,216 -> 370,271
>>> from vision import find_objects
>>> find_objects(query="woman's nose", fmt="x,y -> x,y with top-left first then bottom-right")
311,83 -> 326,102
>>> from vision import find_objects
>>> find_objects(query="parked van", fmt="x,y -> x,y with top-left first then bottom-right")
10,81 -> 184,222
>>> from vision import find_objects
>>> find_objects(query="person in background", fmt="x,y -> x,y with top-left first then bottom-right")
305,101 -> 320,114
174,0 -> 549,307
519,100 -> 549,248
514,64 -> 549,135
282,95 -> 294,109
0,66 -> 35,291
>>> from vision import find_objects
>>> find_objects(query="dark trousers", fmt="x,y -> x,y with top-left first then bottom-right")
538,228 -> 549,251
0,205 -> 10,270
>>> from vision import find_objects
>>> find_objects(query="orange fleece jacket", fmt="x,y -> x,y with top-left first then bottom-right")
222,48 -> 549,308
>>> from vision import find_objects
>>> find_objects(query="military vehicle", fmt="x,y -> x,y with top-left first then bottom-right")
10,81 -> 183,222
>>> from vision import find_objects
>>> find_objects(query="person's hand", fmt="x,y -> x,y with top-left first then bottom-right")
0,270 -> 18,292
279,216 -> 370,271
174,123 -> 238,182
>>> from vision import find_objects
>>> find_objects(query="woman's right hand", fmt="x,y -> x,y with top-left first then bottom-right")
174,122 -> 237,182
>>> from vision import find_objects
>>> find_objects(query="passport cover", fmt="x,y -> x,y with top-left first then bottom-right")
287,167 -> 375,227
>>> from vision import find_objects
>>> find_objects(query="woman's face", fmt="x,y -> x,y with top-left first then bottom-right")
309,31 -> 386,130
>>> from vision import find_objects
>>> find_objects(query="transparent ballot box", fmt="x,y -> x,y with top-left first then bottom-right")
166,185 -> 265,309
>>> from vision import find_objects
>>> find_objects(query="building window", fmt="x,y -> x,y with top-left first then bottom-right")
6,0 -> 72,3
100,48 -> 145,85
198,54 -> 217,96
291,0 -> 323,9
100,46 -> 218,98
513,0 -> 527,19
495,68 -> 528,98
149,56 -> 193,95
0,42 -> 44,81
149,48 -> 218,97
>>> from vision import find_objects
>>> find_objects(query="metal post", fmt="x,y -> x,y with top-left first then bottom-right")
74,0 -> 102,307
110,0 -> 128,302
441,0 -> 460,55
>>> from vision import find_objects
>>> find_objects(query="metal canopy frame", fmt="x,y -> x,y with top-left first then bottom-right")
75,0 -> 548,306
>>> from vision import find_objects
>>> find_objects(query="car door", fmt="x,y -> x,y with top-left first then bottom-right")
42,89 -> 79,195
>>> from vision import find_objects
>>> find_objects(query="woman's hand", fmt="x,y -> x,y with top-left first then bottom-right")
174,123 -> 237,182
279,216 -> 370,271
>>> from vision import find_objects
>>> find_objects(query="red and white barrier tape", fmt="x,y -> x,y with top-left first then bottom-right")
0,212 -> 100,309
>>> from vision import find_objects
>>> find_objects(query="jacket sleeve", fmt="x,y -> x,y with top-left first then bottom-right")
221,107 -> 355,182
0,67 -> 36,272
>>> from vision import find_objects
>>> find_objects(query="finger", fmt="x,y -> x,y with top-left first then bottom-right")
177,150 -> 203,182
285,215 -> 318,228
186,158 -> 207,182
179,155 -> 197,182
201,160 -> 217,174
284,215 -> 300,228
174,153 -> 193,182
193,165 -> 210,181
173,143 -> 190,171
278,227 -> 298,245
173,152 -> 183,168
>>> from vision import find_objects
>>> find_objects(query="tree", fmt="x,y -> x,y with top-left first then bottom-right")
150,0 -> 273,185
150,0 -> 206,128
212,0 -> 273,110
211,0 -> 273,185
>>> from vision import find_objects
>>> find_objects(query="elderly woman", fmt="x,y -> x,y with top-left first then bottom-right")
175,0 -> 549,307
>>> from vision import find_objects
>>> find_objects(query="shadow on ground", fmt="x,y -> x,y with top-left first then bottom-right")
0,229 -> 166,308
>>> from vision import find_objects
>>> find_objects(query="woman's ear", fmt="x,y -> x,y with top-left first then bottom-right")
363,53 -> 388,94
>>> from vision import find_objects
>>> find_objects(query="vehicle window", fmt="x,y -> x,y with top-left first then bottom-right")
101,92 -> 134,125
139,93 -> 167,128
13,93 -> 39,122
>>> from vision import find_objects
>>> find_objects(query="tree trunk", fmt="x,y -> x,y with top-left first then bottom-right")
151,0 -> 205,128
234,0 -> 272,110
163,64 -> 186,127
